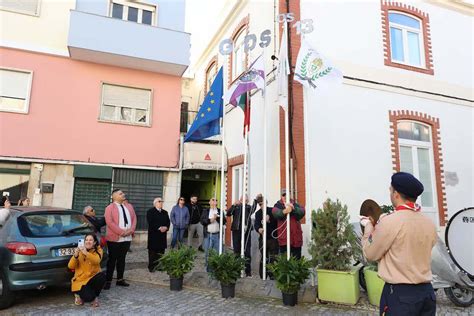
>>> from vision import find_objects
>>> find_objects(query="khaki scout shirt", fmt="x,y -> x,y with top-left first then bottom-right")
362,210 -> 437,284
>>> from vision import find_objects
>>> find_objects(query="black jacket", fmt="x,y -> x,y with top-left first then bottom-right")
84,215 -> 106,232
254,206 -> 278,240
200,208 -> 226,238
147,207 -> 170,251
226,204 -> 252,232
187,203 -> 203,225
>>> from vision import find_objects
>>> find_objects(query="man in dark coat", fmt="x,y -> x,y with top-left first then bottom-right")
226,196 -> 252,276
253,194 -> 278,279
146,197 -> 170,272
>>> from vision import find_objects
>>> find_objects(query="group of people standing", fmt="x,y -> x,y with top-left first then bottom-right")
143,189 -> 306,279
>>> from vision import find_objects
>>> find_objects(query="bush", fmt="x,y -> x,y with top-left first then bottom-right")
158,246 -> 197,278
207,249 -> 246,285
267,255 -> 312,294
309,198 -> 361,271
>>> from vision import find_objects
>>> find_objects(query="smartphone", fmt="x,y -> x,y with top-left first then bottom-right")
78,239 -> 84,248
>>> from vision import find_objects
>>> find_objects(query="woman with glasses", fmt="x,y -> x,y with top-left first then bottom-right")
146,197 -> 170,272
170,197 -> 189,248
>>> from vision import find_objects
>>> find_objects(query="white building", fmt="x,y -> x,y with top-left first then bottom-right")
183,0 -> 473,255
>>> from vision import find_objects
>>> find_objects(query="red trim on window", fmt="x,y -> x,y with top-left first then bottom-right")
381,1 -> 434,75
389,110 -> 446,225
228,15 -> 250,88
225,155 -> 245,246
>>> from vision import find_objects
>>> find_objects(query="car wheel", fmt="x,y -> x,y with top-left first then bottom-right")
0,269 -> 15,310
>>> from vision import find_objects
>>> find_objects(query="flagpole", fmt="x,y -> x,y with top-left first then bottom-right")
241,93 -> 249,262
219,62 -> 228,255
219,106 -> 226,255
283,20 -> 291,260
262,49 -> 268,280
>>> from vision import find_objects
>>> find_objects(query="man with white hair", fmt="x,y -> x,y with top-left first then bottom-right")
146,197 -> 170,272
83,205 -> 106,232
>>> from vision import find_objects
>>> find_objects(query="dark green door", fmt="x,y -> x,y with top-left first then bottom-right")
72,179 -> 111,216
113,169 -> 164,230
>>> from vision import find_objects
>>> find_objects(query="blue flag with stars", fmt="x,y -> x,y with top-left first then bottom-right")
184,67 -> 223,142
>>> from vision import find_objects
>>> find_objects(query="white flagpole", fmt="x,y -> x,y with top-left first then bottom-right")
219,61 -> 228,255
241,111 -> 249,261
262,49 -> 268,280
283,20 -> 291,260
219,104 -> 226,255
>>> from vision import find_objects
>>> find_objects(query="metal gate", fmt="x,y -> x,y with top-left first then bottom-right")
72,179 -> 111,216
112,169 -> 164,230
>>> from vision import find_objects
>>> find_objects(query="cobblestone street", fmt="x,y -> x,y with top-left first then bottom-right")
4,281 -> 369,316
1,247 -> 473,315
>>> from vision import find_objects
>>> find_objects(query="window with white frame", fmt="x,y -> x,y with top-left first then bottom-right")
232,165 -> 244,203
110,0 -> 156,26
0,0 -> 40,16
231,31 -> 246,82
0,68 -> 33,113
100,83 -> 152,126
389,12 -> 424,67
397,121 -> 438,223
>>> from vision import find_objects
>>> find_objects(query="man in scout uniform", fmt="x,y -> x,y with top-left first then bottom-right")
361,172 -> 437,316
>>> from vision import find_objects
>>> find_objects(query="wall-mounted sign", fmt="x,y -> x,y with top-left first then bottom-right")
219,13 -> 314,55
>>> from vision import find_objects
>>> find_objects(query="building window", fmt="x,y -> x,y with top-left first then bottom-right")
109,0 -> 156,26
0,0 -> 40,16
389,111 -> 447,226
381,1 -> 434,75
0,68 -> 33,114
100,83 -> 152,126
232,165 -> 244,202
397,121 -> 435,209
180,102 -> 189,133
204,57 -> 218,93
232,30 -> 246,82
389,12 -> 423,67
228,15 -> 249,86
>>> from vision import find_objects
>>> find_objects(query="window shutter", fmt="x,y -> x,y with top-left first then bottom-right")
0,69 -> 31,99
102,84 -> 151,110
0,0 -> 39,15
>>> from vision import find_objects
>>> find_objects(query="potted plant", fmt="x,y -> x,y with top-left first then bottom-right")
158,246 -> 196,291
267,254 -> 312,306
362,204 -> 391,306
207,250 -> 246,298
309,198 -> 362,305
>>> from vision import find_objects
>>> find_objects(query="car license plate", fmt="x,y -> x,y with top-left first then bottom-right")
57,248 -> 75,256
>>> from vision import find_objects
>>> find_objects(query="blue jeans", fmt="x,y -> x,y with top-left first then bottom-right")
171,227 -> 186,248
204,233 -> 220,271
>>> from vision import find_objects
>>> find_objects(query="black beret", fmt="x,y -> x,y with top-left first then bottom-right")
391,172 -> 424,198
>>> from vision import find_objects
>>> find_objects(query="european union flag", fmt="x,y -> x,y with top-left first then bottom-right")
184,67 -> 223,142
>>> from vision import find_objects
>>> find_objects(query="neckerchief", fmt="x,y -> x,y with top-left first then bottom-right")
395,202 -> 421,212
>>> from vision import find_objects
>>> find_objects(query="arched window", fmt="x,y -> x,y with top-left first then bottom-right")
231,29 -> 246,82
205,60 -> 218,93
397,121 -> 437,224
381,2 -> 434,75
389,12 -> 424,67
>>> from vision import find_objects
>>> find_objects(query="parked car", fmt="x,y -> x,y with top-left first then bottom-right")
0,207 -> 108,309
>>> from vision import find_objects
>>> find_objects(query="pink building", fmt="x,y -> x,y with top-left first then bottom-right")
0,0 -> 189,230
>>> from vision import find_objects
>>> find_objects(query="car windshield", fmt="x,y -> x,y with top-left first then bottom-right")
18,212 -> 94,237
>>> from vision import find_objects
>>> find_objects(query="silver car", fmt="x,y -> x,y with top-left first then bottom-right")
0,207 -> 107,309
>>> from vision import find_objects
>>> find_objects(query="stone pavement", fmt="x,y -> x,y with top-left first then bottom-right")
4,281 -> 370,316
124,246 -> 474,316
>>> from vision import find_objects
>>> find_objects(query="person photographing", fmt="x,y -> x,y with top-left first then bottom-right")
361,172 -> 437,316
68,234 -> 106,307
